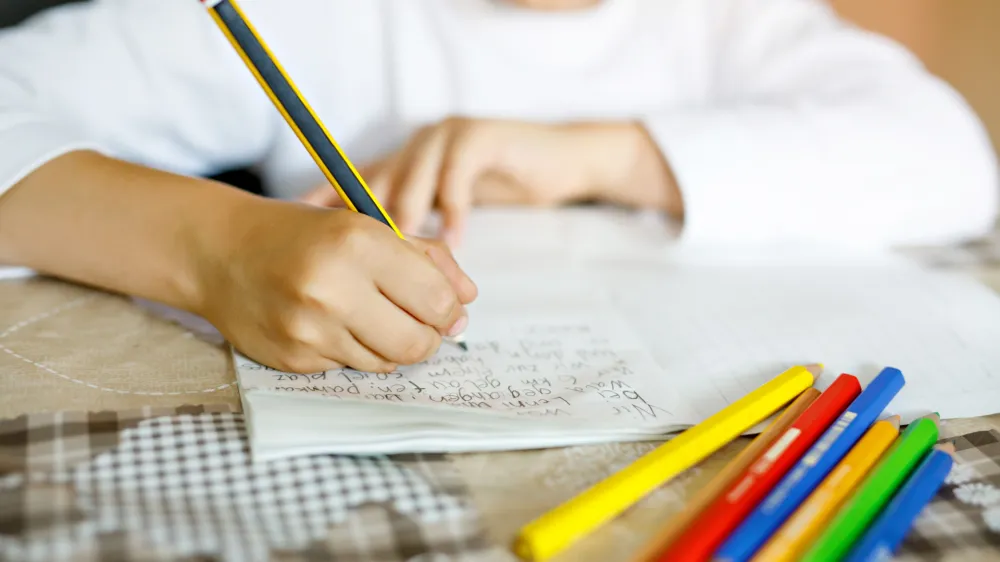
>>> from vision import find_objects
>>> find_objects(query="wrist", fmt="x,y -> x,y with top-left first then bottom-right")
568,122 -> 683,218
179,181 -> 262,319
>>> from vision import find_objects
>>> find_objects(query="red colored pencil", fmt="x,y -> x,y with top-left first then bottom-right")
655,374 -> 861,562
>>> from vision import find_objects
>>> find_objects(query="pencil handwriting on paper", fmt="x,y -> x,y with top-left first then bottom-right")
237,322 -> 677,425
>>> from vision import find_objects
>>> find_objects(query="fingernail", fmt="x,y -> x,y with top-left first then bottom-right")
447,314 -> 468,337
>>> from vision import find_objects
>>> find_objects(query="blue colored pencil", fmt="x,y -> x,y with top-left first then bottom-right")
714,367 -> 906,561
842,444 -> 955,562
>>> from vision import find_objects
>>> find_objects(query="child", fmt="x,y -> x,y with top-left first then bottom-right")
0,0 -> 996,373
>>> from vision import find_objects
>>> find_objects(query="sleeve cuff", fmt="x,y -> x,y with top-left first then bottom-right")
643,108 -> 832,248
0,265 -> 36,280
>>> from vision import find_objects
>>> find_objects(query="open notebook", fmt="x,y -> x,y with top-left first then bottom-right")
235,260 -> 1000,462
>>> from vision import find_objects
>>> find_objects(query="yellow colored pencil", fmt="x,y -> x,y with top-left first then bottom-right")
630,387 -> 821,562
513,365 -> 819,561
750,415 -> 902,562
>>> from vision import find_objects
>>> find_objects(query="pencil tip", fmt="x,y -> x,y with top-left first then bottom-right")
919,412 -> 942,430
936,441 -> 956,454
887,415 -> 902,428
804,363 -> 823,377
444,335 -> 468,352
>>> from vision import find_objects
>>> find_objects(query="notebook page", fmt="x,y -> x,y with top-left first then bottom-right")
236,274 -> 696,431
239,255 -> 1000,434
449,207 -> 894,269
600,262 -> 1000,424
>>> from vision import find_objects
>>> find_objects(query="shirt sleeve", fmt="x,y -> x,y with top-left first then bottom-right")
645,0 -> 999,249
0,1 -> 275,199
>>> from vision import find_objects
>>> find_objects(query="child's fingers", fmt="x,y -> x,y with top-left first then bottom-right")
316,327 -> 397,373
297,187 -> 324,205
413,238 -> 479,304
373,242 -> 465,332
298,184 -> 343,207
347,291 -> 443,365
259,347 -> 345,375
300,159 -> 396,210
474,172 -> 531,205
391,129 -> 450,235
358,156 -> 397,208
437,136 -> 480,248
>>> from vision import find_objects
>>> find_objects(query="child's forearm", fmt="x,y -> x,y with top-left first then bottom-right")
577,122 -> 684,219
0,150 -> 252,315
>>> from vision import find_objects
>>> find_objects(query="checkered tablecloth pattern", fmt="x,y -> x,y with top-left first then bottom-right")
2,407 -> 1000,561
0,405 -> 490,562
897,429 -> 1000,560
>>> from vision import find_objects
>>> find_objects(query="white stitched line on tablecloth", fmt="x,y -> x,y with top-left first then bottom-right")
0,296 -> 235,395
0,295 -> 95,339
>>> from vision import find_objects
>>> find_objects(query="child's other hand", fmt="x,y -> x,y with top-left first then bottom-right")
299,119 -> 617,246
201,201 -> 477,374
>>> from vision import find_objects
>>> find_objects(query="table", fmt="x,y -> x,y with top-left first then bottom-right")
2,221 -> 1000,561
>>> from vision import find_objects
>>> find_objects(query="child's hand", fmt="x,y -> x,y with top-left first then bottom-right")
301,119 -> 683,245
300,119 -> 626,246
200,200 -> 478,374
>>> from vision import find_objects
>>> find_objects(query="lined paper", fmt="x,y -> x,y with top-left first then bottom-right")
237,282 -> 692,432
598,262 -> 1000,423
236,260 -> 1000,458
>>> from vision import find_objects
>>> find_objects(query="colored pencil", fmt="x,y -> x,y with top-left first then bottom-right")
715,367 -> 906,561
842,443 -> 956,562
630,388 -> 822,562
655,374 -> 861,562
750,416 -> 901,562
800,414 -> 941,562
196,0 -> 468,350
513,365 -> 818,561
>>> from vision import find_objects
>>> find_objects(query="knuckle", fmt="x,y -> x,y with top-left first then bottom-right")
395,330 -> 440,365
274,353 -> 321,374
280,309 -> 321,347
426,284 -> 459,324
524,188 -> 556,206
333,217 -> 378,256
441,116 -> 468,131
422,237 -> 450,254
350,356 -> 396,374
317,290 -> 354,321
429,125 -> 454,149
439,194 -> 465,213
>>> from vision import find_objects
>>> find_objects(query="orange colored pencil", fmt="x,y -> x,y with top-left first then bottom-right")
630,387 -> 821,561
750,416 -> 901,562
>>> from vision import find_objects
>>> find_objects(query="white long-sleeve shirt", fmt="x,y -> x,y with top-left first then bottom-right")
0,0 -> 996,249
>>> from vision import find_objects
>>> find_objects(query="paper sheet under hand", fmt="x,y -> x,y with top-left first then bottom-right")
236,278 -> 695,433
235,259 -> 1000,452
595,262 -> 1000,423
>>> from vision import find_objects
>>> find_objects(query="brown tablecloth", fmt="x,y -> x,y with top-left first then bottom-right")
2,238 -> 1000,561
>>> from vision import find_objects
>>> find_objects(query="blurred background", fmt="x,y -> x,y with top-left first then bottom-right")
831,0 -> 1000,163
1,0 -> 997,165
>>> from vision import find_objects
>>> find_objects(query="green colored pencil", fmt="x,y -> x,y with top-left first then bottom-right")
800,414 -> 940,562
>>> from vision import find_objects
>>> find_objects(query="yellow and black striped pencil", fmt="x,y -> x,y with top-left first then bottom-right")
198,0 -> 468,351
